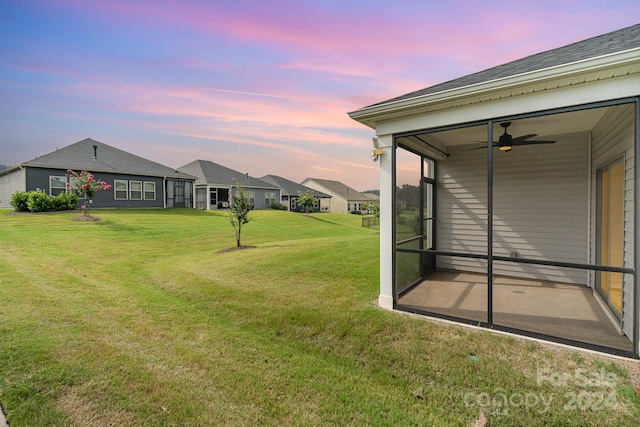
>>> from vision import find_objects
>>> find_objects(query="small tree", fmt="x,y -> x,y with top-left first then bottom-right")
297,191 -> 317,216
67,169 -> 112,217
228,179 -> 252,247
365,201 -> 380,218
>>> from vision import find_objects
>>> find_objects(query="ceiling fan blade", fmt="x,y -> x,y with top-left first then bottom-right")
465,143 -> 497,151
511,140 -> 556,146
511,134 -> 538,143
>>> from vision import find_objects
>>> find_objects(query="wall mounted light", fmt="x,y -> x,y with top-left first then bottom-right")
371,147 -> 383,162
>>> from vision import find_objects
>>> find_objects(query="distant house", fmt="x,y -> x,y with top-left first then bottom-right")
259,175 -> 331,212
301,178 -> 371,214
178,160 -> 281,210
0,138 -> 196,209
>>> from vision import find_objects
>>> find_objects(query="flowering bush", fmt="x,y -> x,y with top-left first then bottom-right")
66,169 -> 112,216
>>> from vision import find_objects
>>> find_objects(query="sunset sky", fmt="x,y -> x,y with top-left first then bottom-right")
1,1 -> 639,191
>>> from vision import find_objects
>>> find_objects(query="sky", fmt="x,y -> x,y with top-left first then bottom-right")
1,1 -> 639,191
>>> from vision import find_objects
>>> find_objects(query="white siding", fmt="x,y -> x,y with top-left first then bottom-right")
0,169 -> 26,208
301,180 -> 347,213
437,133 -> 590,284
590,104 -> 635,338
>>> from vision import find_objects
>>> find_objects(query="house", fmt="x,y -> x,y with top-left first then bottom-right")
178,160 -> 281,210
349,23 -> 640,357
259,174 -> 331,212
301,178 -> 372,214
0,138 -> 196,209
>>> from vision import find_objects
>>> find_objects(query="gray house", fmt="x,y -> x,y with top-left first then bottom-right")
349,24 -> 640,357
178,160 -> 281,210
259,174 -> 331,212
0,138 -> 196,209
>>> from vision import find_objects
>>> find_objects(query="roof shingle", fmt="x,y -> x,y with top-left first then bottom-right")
367,23 -> 640,108
20,138 -> 195,179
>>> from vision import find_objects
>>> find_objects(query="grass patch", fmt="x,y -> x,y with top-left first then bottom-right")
0,208 -> 638,425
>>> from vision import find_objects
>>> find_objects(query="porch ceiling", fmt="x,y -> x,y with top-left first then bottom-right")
398,106 -> 610,152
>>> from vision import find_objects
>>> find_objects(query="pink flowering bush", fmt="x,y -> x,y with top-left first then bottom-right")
66,169 -> 112,216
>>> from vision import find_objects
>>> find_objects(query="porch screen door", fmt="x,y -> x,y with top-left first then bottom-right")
597,159 -> 624,317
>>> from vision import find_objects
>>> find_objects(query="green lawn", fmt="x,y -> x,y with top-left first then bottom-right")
0,208 -> 638,426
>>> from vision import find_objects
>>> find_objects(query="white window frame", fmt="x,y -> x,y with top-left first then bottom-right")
49,176 -> 68,196
114,180 -> 128,200
144,181 -> 156,200
130,181 -> 143,200
265,191 -> 276,206
245,191 -> 255,206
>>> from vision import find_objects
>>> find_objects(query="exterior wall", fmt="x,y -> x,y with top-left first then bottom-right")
22,167 -> 168,208
319,197 -> 331,212
231,187 -> 280,209
289,195 -> 322,213
301,180 -> 343,213
0,168 -> 26,208
436,132 -> 590,285
590,104 -> 635,338
347,200 -> 370,213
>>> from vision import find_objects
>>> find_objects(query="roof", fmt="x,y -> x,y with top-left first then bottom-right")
260,175 -> 331,198
5,138 -> 195,180
178,160 -> 279,189
365,23 -> 640,109
303,178 -> 370,201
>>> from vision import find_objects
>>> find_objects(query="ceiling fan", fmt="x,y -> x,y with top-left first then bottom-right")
469,122 -> 556,151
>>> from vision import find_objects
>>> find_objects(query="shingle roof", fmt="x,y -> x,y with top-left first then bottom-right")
178,160 -> 279,189
17,138 -> 195,179
304,178 -> 370,201
260,175 -> 330,198
367,23 -> 640,108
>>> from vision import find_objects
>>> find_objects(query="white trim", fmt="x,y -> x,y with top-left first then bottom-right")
349,48 -> 640,128
114,179 -> 128,200
129,180 -> 143,200
593,290 -> 624,335
394,308 -> 634,361
586,132 -> 593,288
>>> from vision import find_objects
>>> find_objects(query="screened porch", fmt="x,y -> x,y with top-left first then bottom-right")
392,101 -> 637,356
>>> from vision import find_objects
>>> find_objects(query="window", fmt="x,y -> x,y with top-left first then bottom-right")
49,176 -> 67,196
245,191 -> 255,206
130,181 -> 142,200
265,191 -> 276,206
114,180 -> 128,200
144,182 -> 156,200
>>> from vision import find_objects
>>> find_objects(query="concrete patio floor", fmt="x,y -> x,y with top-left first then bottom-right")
397,270 -> 633,352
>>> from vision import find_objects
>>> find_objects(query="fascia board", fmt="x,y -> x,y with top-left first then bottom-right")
348,48 -> 640,128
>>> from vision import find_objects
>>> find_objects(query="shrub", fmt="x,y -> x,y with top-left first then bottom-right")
51,193 -> 79,211
271,202 -> 287,210
10,191 -> 30,212
26,191 -> 51,212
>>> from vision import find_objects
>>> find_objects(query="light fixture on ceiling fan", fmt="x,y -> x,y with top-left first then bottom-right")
468,122 -> 556,151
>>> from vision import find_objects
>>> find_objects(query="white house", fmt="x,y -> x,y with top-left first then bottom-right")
302,178 -> 372,214
349,24 -> 640,357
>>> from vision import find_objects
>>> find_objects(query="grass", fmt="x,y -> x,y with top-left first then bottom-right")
0,208 -> 639,426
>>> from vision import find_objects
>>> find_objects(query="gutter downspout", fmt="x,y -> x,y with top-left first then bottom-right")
163,177 -> 167,209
